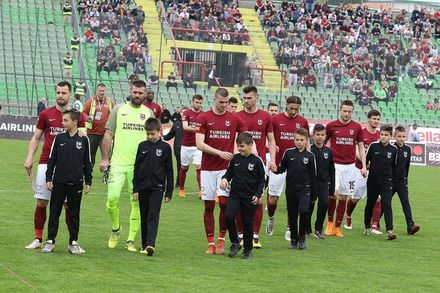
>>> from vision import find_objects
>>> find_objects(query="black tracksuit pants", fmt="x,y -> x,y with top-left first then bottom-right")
364,180 -> 393,231
138,189 -> 163,248
308,182 -> 329,233
48,183 -> 82,244
286,186 -> 310,242
225,195 -> 256,253
392,180 -> 415,228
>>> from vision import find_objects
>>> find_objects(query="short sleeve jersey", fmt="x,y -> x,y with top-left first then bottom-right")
143,101 -> 162,119
182,108 -> 203,147
105,103 -> 154,167
236,109 -> 273,162
36,106 -> 86,164
326,119 -> 363,165
197,110 -> 247,171
355,128 -> 380,169
272,113 -> 309,165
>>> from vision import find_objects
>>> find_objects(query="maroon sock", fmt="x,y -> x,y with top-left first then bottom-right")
179,167 -> 188,190
371,200 -> 382,227
236,210 -> 243,234
196,169 -> 201,190
267,198 -> 277,218
327,197 -> 336,222
335,198 -> 347,228
218,197 -> 228,239
346,198 -> 357,217
204,200 -> 215,243
253,204 -> 263,235
34,205 -> 46,240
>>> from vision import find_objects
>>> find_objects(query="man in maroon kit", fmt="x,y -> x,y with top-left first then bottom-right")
143,88 -> 162,119
324,100 -> 367,238
236,86 -> 277,248
24,81 -> 87,249
265,96 -> 309,237
344,109 -> 383,234
196,88 -> 247,255
178,94 -> 204,198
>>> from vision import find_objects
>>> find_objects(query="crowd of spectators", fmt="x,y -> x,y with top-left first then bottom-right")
257,1 -> 440,108
165,0 -> 249,44
78,0 -> 151,78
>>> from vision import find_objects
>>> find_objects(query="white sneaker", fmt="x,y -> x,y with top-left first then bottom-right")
371,228 -> 383,235
285,228 -> 291,241
41,240 -> 55,253
266,217 -> 274,236
25,239 -> 42,249
68,241 -> 85,255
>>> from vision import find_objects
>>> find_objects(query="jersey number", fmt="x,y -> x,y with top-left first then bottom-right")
349,181 -> 355,190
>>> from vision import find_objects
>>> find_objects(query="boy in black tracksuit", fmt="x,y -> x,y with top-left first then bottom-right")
364,125 -> 398,240
221,133 -> 266,260
309,124 -> 335,240
392,126 -> 420,235
275,128 -> 317,250
133,118 -> 173,256
44,109 -> 92,254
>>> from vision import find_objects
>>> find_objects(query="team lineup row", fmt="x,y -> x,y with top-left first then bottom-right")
23,81 -> 419,258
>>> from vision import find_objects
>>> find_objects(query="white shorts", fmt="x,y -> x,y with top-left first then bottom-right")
34,164 -> 51,200
200,170 -> 229,200
335,163 -> 366,198
267,171 -> 286,197
181,146 -> 202,166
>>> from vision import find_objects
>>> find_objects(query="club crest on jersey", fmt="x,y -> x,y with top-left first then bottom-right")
387,152 -> 392,159
156,149 -> 162,157
349,129 -> 354,135
76,141 -> 82,149
403,151 -> 408,158
296,123 -> 301,129
140,113 -> 146,120
225,120 -> 230,127
324,153 -> 329,159
303,157 -> 309,164
257,119 -> 263,126
248,163 -> 254,171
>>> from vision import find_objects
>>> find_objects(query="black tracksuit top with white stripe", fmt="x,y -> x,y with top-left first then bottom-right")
392,143 -> 411,182
133,139 -> 174,197
222,153 -> 266,199
366,141 -> 398,183
275,148 -> 318,196
46,132 -> 92,186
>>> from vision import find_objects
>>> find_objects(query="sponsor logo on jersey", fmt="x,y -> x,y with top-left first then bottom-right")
248,163 -> 254,171
303,157 -> 309,164
156,149 -> 162,156
76,141 -> 82,149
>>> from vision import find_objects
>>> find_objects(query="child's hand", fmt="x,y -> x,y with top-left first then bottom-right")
84,185 -> 91,194
46,182 -> 53,191
164,197 -> 171,203
133,192 -> 139,201
219,178 -> 229,190
251,196 -> 259,205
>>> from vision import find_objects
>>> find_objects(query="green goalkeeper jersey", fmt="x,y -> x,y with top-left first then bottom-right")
105,103 -> 154,167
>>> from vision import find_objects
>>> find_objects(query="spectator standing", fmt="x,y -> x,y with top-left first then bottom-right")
37,98 -> 48,116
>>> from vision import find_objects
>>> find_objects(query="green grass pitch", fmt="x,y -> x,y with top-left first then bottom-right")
0,139 -> 439,292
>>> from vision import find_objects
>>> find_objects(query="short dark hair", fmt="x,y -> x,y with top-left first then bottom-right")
236,132 -> 254,145
215,87 -> 229,98
243,85 -> 258,95
313,123 -> 325,133
228,97 -> 238,104
394,125 -> 406,134
286,95 -> 302,105
380,124 -> 393,135
340,100 -> 354,109
96,83 -> 106,88
267,102 -> 279,109
295,127 -> 309,138
144,117 -> 161,132
367,109 -> 381,118
132,79 -> 147,89
192,94 -> 203,101
63,109 -> 81,123
57,81 -> 72,92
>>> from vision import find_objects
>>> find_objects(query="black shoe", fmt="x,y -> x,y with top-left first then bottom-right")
228,243 -> 242,258
242,251 -> 252,260
314,230 -> 325,240
298,240 -> 306,250
289,240 -> 298,249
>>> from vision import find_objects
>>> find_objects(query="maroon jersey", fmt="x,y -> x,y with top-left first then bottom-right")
36,106 -> 86,164
197,110 -> 247,171
143,101 -> 162,119
355,128 -> 380,169
182,108 -> 203,147
326,119 -> 364,165
236,109 -> 273,162
272,113 -> 309,166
